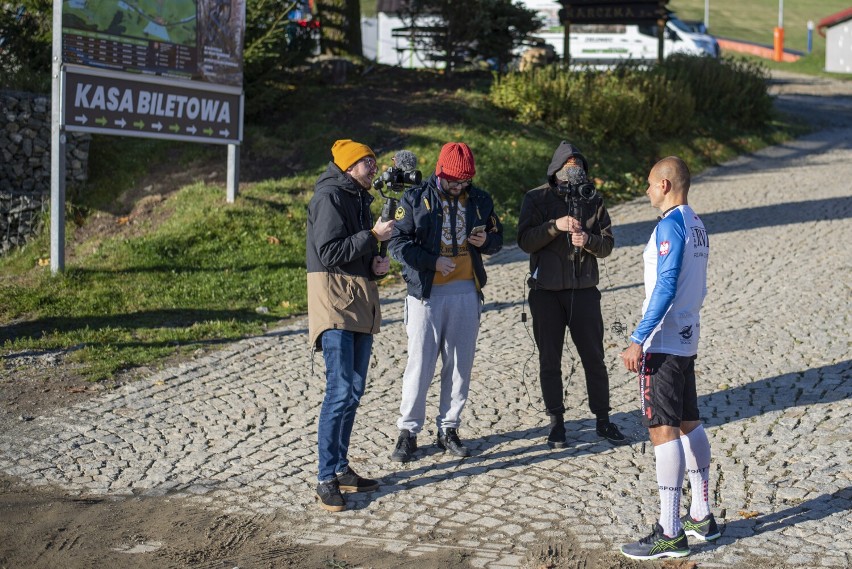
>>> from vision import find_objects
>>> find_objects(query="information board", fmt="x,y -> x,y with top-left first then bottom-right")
63,65 -> 242,144
61,0 -> 245,87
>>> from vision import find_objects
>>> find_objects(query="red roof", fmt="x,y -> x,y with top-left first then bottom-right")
817,7 -> 852,37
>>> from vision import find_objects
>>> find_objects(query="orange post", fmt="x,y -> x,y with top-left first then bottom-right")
773,27 -> 785,62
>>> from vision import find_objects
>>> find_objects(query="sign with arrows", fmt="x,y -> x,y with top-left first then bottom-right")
63,65 -> 242,144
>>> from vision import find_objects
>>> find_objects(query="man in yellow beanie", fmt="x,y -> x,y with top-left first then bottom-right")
387,142 -> 503,463
306,139 -> 394,511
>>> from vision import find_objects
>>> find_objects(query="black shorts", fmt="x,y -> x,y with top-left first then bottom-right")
639,352 -> 700,428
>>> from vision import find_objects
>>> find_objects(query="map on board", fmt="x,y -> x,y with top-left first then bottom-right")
63,0 -> 197,46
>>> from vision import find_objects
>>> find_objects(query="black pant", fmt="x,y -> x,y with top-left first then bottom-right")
528,287 -> 610,419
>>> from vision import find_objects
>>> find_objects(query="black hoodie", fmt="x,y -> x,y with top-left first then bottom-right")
517,141 -> 614,290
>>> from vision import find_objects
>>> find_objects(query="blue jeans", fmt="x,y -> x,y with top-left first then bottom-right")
318,329 -> 373,482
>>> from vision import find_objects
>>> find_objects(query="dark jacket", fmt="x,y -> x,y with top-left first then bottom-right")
306,161 -> 381,350
388,174 -> 503,300
517,142 -> 614,291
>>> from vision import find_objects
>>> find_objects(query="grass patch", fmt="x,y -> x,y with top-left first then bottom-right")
670,0 -> 852,78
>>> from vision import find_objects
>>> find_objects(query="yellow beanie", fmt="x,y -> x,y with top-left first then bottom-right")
331,139 -> 375,171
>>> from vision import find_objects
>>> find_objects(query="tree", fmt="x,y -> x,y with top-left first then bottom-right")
316,0 -> 362,56
0,1 -> 52,92
398,0 -> 541,72
243,0 -> 320,85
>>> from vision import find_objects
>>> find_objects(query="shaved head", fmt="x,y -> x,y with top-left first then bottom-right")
652,156 -> 691,195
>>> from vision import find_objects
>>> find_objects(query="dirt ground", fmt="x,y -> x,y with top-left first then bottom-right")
3,67 -> 847,569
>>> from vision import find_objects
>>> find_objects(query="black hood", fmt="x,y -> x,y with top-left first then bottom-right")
546,141 -> 589,184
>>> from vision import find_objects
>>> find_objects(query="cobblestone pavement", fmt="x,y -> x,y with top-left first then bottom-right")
2,81 -> 851,568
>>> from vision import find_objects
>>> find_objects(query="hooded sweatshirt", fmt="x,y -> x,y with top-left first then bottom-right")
517,141 -> 614,290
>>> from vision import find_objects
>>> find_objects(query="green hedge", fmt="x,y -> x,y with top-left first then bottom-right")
489,55 -> 771,145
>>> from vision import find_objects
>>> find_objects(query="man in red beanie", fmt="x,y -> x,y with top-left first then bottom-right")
307,139 -> 395,511
387,142 -> 504,462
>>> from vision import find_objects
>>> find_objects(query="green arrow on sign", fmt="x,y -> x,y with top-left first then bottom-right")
95,116 -> 107,126
169,124 -> 180,133
203,127 -> 213,136
133,120 -> 145,129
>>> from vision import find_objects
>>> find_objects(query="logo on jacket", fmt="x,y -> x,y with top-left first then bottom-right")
394,207 -> 406,221
679,325 -> 693,340
659,240 -> 670,255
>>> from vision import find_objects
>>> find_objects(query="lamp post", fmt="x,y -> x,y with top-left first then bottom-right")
704,0 -> 709,31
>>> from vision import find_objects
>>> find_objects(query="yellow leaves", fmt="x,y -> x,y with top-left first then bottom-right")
738,510 -> 760,519
117,216 -> 130,225
266,235 -> 280,245
37,258 -> 50,267
280,300 -> 292,309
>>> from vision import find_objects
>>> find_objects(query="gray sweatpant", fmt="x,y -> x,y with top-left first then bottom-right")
397,280 -> 481,435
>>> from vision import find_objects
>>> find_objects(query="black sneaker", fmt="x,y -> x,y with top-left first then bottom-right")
547,415 -> 567,449
436,428 -> 471,457
620,523 -> 690,560
336,466 -> 379,493
390,429 -> 417,463
596,421 -> 627,444
315,479 -> 346,512
681,513 -> 721,542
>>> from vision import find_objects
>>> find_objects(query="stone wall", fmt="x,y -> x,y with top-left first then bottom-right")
1,91 -> 91,255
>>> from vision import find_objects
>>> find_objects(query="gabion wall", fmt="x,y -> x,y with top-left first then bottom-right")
1,91 -> 91,255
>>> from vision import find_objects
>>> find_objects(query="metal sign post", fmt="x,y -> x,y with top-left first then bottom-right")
50,0 -> 65,274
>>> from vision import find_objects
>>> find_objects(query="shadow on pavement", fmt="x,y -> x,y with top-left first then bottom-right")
615,195 -> 852,247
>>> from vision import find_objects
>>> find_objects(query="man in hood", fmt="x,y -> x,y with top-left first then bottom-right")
306,139 -> 394,512
517,140 -> 626,448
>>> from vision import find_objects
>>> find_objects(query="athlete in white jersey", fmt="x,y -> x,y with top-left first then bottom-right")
631,204 -> 709,356
620,157 -> 720,561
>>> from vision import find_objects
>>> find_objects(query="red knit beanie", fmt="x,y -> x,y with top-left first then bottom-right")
435,142 -> 476,181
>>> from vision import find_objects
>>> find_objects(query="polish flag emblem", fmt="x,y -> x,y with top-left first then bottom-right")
659,241 -> 670,255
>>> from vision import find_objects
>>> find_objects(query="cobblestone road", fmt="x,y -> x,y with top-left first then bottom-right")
1,77 -> 850,568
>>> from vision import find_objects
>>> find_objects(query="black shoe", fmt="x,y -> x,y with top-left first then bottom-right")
336,466 -> 379,493
547,414 -> 566,449
620,523 -> 690,560
681,513 -> 721,542
315,479 -> 346,512
436,428 -> 471,457
596,421 -> 627,444
390,429 -> 417,463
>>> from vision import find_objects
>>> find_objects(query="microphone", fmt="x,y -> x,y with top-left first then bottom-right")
563,165 -> 587,186
393,149 -> 418,172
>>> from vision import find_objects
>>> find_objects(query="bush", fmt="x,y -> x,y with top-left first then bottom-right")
653,54 -> 772,128
490,63 -> 695,146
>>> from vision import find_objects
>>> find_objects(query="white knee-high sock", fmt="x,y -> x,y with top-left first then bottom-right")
681,424 -> 712,520
655,438 -> 685,537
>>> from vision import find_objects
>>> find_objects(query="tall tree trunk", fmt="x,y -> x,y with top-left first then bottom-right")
316,0 -> 362,56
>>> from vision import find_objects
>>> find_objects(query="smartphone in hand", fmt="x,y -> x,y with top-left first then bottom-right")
469,224 -> 486,236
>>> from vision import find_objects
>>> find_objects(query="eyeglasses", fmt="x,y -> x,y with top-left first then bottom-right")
360,156 -> 376,169
447,179 -> 472,189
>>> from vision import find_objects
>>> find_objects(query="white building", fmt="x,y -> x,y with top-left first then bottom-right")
361,0 -> 444,69
817,8 -> 852,74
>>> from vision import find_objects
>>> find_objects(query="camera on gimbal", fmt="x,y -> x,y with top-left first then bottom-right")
557,180 -> 597,202
372,167 -> 422,191
372,164 -> 422,256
